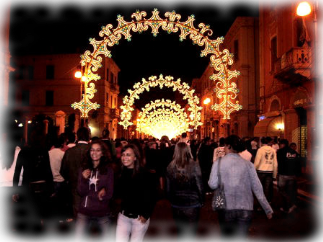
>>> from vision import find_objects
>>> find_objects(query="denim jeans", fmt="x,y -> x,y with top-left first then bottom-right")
278,175 -> 298,210
220,209 -> 253,237
257,172 -> 273,202
75,212 -> 111,236
171,206 -> 201,236
116,212 -> 150,242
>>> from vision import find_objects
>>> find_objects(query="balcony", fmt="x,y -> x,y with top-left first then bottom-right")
110,108 -> 120,119
104,107 -> 120,119
274,47 -> 312,85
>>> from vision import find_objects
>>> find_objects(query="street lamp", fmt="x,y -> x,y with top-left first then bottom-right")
74,70 -> 88,127
296,0 -> 321,160
203,97 -> 211,138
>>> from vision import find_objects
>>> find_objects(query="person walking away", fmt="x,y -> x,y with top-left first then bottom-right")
277,139 -> 301,213
166,142 -> 204,237
12,128 -> 53,228
75,140 -> 114,237
48,133 -> 66,223
197,137 -> 214,195
60,127 -> 90,221
254,136 -> 278,204
208,135 -> 273,238
115,144 -> 156,242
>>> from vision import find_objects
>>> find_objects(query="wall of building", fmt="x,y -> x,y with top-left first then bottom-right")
0,0 -> 14,106
11,53 -> 120,140
258,2 -> 316,173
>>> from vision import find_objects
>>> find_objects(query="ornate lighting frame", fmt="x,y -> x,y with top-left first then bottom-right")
72,9 -> 242,120
119,74 -> 202,129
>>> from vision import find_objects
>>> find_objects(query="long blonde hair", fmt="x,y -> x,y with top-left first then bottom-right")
172,142 -> 193,169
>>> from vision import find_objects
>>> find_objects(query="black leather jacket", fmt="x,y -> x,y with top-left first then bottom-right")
166,160 -> 205,207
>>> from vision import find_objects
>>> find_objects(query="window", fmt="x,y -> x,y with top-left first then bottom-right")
46,90 -> 54,106
106,93 -> 109,104
17,66 -> 25,79
28,66 -> 34,80
271,37 -> 277,71
46,65 -> 55,79
234,40 -> 239,61
110,72 -> 114,83
22,90 -> 30,106
106,68 -> 109,81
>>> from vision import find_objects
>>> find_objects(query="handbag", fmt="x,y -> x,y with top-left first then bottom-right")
212,157 -> 226,211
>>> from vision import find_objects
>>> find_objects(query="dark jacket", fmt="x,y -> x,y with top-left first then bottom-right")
166,160 -> 205,207
13,146 -> 53,188
116,167 -> 156,220
277,147 -> 302,176
60,142 -> 89,190
77,166 -> 114,217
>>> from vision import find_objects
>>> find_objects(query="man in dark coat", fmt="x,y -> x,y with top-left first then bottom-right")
60,127 -> 90,220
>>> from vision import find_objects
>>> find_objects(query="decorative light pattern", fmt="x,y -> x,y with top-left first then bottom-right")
137,99 -> 189,139
71,80 -> 100,118
75,9 -> 242,120
119,74 -> 203,129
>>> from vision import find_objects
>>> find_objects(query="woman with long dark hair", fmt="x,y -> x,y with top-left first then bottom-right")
115,143 -> 156,242
208,135 -> 273,238
75,139 -> 114,236
166,142 -> 204,237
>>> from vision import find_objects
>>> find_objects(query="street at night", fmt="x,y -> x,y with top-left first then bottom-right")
0,187 -> 323,242
0,0 -> 322,241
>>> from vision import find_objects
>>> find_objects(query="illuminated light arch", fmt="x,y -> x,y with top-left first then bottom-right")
139,98 -> 187,120
138,99 -> 189,138
72,8 -> 242,119
139,109 -> 189,139
119,74 -> 203,129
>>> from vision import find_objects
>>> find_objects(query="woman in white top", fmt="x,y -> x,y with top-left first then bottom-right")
0,134 -> 23,233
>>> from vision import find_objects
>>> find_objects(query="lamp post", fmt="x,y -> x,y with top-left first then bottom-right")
296,1 -> 320,165
203,97 -> 211,138
74,70 -> 88,127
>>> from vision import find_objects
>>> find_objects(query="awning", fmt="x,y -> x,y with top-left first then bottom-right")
254,116 -> 283,137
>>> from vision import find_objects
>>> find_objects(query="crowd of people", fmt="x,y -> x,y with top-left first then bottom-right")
10,127 -> 302,240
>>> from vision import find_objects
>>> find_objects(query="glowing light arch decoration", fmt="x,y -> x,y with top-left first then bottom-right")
138,99 -> 189,138
139,110 -> 188,139
72,8 -> 242,119
119,74 -> 203,129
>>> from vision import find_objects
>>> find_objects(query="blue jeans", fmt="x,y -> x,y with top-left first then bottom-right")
220,210 -> 253,237
171,206 -> 201,236
278,175 -> 298,210
75,212 -> 111,236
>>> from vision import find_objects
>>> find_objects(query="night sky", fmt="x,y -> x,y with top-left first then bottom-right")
9,1 -> 259,108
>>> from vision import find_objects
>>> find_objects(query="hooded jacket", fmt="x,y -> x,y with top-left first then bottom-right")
77,165 -> 114,217
254,145 -> 278,178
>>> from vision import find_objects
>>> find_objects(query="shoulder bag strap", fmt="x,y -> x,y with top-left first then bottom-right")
217,157 -> 223,188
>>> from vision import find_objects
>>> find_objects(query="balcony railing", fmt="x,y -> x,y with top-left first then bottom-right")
110,108 -> 120,119
274,46 -> 312,84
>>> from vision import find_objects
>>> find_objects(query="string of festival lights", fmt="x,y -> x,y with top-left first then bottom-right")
72,8 -> 242,121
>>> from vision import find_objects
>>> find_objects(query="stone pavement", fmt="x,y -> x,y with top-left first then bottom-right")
3,172 -> 320,241
295,173 -> 320,202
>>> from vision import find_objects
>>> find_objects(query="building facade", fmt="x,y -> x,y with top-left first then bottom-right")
11,53 -> 120,140
0,0 -> 14,106
194,17 -> 259,141
257,2 -> 317,173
